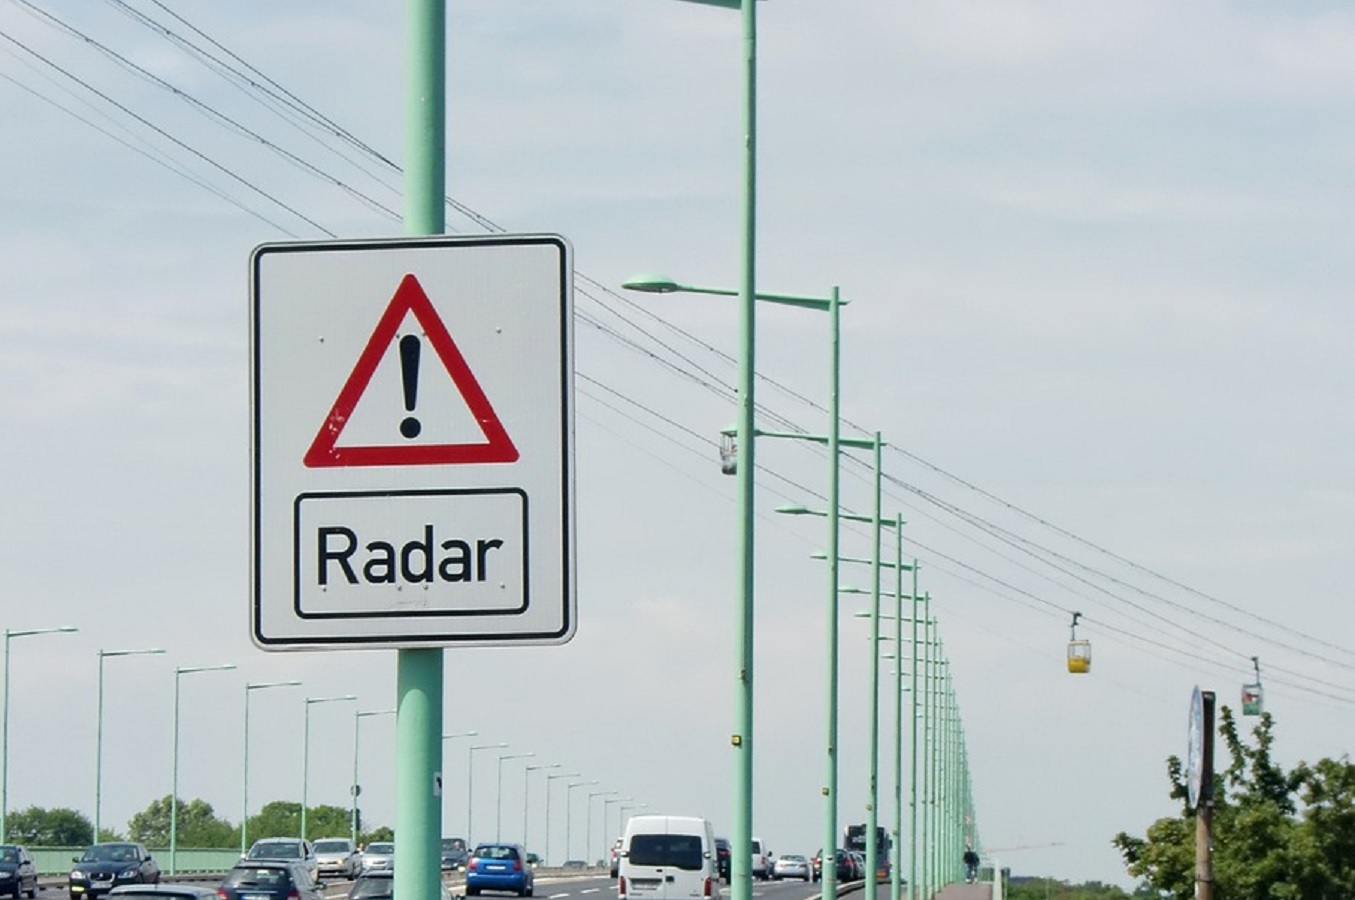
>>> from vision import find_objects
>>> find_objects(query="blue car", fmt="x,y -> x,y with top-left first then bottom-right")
465,844 -> 533,897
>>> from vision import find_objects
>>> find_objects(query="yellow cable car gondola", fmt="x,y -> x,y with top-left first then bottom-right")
1067,611 -> 1091,674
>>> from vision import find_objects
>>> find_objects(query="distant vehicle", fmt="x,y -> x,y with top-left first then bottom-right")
218,863 -> 322,900
749,838 -> 771,882
465,844 -> 534,897
771,855 -> 810,882
810,849 -> 853,883
69,843 -> 161,900
358,844 -> 394,874
847,852 -> 866,881
617,814 -> 717,900
243,840 -> 318,884
843,825 -> 890,882
713,839 -> 730,883
609,838 -> 623,878
0,844 -> 38,899
347,871 -> 451,900
312,839 -> 360,881
441,838 -> 469,872
107,886 -> 217,900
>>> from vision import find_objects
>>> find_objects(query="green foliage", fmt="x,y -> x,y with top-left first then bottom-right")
5,806 -> 93,845
1113,708 -> 1355,900
247,801 -> 301,841
361,826 -> 394,844
97,828 -> 125,843
304,805 -> 351,841
1005,878 -> 1132,900
128,796 -> 236,847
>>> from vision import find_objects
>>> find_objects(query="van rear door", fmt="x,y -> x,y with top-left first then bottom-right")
623,832 -> 707,900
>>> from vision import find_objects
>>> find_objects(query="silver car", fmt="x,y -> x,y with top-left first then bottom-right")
312,840 -> 360,881
772,855 -> 810,882
358,843 -> 393,874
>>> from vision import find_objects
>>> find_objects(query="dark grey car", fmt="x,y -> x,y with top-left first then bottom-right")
0,845 -> 37,899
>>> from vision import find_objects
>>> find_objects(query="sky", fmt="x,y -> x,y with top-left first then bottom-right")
2,0 -> 1354,889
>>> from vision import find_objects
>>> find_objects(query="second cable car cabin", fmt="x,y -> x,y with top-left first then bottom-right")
1067,612 -> 1091,674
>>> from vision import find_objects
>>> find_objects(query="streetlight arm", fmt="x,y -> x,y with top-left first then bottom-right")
623,276 -> 841,311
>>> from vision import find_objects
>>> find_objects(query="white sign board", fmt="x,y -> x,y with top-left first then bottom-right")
251,235 -> 575,649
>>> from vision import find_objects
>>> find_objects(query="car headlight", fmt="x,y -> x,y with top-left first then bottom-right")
71,871 -> 86,881
120,868 -> 140,878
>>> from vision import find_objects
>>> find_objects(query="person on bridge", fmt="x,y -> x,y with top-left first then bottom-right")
963,848 -> 980,883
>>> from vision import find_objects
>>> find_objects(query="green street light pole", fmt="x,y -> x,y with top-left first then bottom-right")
302,695 -> 357,840
440,731 -> 477,844
630,0 -> 756,892
96,647 -> 164,841
565,780 -> 598,863
172,663 -> 235,875
244,680 -> 303,854
587,790 -> 618,866
495,752 -> 534,841
2,626 -> 77,843
626,277 -> 852,900
603,796 -> 631,862
351,709 -> 398,846
399,5 -> 446,900
523,763 -> 561,849
467,743 -> 507,845
543,772 -> 580,866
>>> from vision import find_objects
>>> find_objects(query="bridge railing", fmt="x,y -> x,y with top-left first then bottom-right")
28,847 -> 244,877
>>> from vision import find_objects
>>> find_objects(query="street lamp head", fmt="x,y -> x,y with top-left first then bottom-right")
248,680 -> 302,691
307,694 -> 358,705
621,274 -> 682,294
100,648 -> 166,658
441,729 -> 477,738
177,663 -> 236,675
776,504 -> 813,516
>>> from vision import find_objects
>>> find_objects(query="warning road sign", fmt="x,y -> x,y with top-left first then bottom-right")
251,235 -> 574,649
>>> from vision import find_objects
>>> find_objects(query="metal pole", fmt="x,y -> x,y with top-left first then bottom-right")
865,433 -> 883,890
397,5 -> 446,900
1,633 -> 9,844
889,518 -> 904,900
351,712 -> 360,847
822,287 -> 841,900
95,653 -> 106,841
243,687 -> 252,855
170,671 -> 181,875
302,703 -> 311,841
730,3 -> 758,900
907,565 -> 919,900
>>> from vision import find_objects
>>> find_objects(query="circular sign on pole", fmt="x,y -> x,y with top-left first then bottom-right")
1186,685 -> 1204,809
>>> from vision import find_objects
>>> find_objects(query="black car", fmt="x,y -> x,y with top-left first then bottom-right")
347,871 -> 452,900
70,843 -> 160,900
218,863 -> 323,900
713,838 -> 731,883
440,838 -> 469,872
810,849 -> 854,883
0,844 -> 38,899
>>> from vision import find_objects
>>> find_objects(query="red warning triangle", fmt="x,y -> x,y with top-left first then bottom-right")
304,273 -> 519,468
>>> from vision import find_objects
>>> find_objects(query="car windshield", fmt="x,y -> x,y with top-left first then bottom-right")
314,842 -> 349,853
627,835 -> 702,871
249,843 -> 301,860
473,846 -> 519,861
366,844 -> 394,855
348,877 -> 393,900
81,846 -> 138,863
226,867 -> 292,889
0,847 -> 17,863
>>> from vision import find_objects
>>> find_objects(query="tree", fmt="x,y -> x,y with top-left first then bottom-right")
1005,878 -> 1132,900
304,805 -> 351,841
247,802 -> 300,841
1113,708 -> 1355,900
128,796 -> 236,848
5,806 -> 93,845
361,826 -> 394,844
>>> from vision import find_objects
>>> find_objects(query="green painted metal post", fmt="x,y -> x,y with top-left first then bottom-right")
2,626 -> 76,843
889,520 -> 905,900
921,598 -> 933,898
907,565 -> 920,900
730,2 -> 758,900
398,7 -> 446,900
865,434 -> 883,892
822,287 -> 842,900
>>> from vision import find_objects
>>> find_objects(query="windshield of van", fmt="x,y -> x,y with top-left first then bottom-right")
627,835 -> 703,871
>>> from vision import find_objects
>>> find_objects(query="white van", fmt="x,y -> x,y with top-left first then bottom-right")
750,837 -> 771,881
618,815 -> 718,900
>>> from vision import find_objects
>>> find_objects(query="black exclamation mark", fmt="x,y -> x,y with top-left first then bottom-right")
399,334 -> 422,439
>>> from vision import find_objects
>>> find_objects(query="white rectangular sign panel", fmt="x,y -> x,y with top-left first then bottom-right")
251,234 -> 575,648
